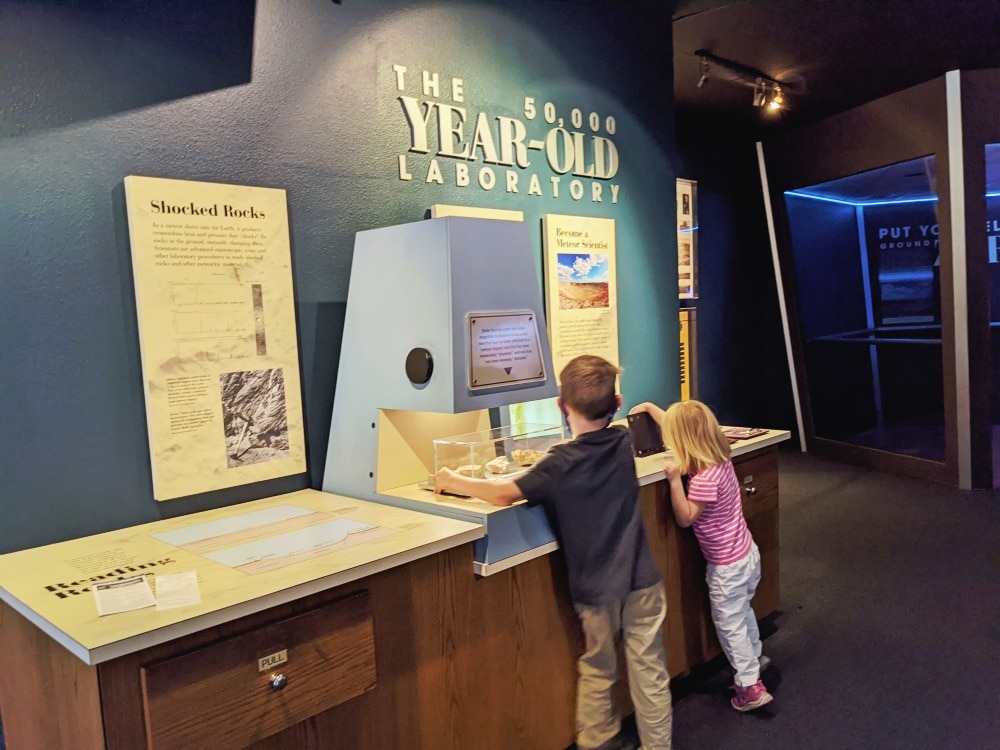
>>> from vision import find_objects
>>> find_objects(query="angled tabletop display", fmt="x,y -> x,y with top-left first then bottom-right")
0,489 -> 481,666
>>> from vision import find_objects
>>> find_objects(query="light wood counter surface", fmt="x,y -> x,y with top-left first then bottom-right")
634,427 -> 791,485
377,427 -> 790,576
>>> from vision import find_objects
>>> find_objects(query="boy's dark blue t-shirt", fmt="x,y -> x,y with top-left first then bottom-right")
514,425 -> 660,606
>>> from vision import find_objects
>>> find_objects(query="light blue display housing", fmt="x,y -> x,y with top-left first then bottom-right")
322,217 -> 561,574
470,502 -> 556,566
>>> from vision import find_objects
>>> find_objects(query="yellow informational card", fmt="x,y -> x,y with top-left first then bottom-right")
124,175 -> 306,500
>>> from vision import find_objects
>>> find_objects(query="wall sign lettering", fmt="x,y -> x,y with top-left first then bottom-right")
392,64 -> 621,205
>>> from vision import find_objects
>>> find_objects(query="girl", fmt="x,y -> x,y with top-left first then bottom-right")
630,399 -> 773,712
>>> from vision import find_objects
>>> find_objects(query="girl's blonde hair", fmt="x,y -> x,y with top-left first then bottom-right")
661,399 -> 730,473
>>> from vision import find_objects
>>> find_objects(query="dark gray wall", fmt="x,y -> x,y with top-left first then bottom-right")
0,0 -> 680,553
674,112 -> 797,436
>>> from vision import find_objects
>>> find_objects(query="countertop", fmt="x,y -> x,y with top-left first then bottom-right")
383,426 -> 793,509
635,427 -> 792,486
0,429 -> 790,665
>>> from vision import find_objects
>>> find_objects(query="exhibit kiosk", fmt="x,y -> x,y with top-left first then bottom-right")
322,216 -> 565,574
0,215 -> 792,750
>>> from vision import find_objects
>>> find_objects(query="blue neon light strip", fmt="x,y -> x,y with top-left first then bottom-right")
784,190 -> 938,207
787,190 -> 1000,207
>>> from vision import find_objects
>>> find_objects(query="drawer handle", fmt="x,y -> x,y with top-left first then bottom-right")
744,483 -> 757,496
269,673 -> 288,691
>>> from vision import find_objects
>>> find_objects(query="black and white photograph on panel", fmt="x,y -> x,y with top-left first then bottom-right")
219,368 -> 291,468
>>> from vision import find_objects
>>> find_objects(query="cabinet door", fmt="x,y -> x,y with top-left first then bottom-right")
733,447 -> 780,618
140,591 -> 376,750
640,480 -> 717,677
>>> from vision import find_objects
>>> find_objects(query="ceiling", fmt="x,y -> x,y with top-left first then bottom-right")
673,0 -> 1000,136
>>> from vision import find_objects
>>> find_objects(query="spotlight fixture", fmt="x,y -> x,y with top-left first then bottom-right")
752,78 -> 784,112
768,85 -> 784,111
697,57 -> 709,88
694,48 -> 790,113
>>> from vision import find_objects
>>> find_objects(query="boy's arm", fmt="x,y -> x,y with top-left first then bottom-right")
434,467 -> 524,506
629,401 -> 666,424
663,461 -> 705,528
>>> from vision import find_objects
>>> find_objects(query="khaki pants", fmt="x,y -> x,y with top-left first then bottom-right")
574,582 -> 673,750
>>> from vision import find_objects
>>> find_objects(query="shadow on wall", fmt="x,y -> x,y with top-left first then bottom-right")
0,0 -> 254,139
301,301 -> 349,490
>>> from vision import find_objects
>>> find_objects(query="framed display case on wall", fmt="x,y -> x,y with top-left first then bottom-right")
677,178 -> 698,299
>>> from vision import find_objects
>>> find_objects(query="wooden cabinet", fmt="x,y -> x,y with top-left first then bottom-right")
0,440 -> 785,749
1,544 -> 581,750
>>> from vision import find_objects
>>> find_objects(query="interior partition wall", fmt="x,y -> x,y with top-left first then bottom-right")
759,72 -> 999,488
957,69 -> 1000,490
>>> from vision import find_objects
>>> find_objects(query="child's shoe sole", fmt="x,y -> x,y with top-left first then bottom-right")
731,690 -> 773,712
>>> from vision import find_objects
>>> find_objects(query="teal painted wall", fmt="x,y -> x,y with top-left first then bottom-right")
0,0 -> 677,552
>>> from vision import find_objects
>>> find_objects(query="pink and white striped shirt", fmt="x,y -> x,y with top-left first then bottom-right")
687,461 -> 752,565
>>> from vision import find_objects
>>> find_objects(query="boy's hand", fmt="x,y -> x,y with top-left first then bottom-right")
663,460 -> 682,481
434,467 -> 457,494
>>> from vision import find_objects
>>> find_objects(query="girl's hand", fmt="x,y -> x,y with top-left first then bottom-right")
629,402 -> 665,424
663,460 -> 682,481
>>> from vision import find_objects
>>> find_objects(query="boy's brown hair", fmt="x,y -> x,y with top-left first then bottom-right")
661,399 -> 731,473
559,355 -> 621,420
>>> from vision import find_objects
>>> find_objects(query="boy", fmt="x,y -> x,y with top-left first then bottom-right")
435,355 -> 673,750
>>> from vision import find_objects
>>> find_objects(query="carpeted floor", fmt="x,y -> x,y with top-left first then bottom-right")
659,448 -> 1000,750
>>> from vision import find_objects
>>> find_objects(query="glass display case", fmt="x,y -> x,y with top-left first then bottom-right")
782,156 -> 944,461
432,423 -> 563,489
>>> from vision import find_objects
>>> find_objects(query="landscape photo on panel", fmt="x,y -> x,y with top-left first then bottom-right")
557,253 -> 610,310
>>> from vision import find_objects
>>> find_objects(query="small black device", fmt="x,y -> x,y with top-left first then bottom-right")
627,411 -> 666,457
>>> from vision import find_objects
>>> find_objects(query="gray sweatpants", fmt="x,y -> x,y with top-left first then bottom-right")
573,582 -> 673,750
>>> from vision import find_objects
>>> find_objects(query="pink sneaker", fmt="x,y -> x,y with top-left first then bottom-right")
731,680 -> 773,712
728,655 -> 772,689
